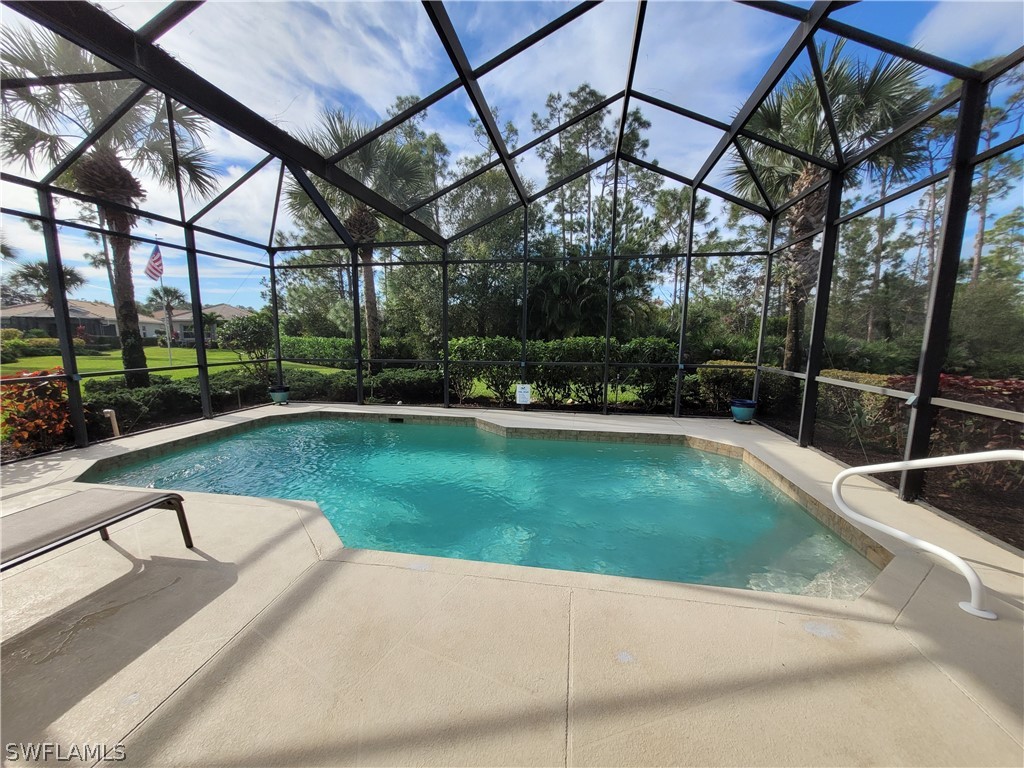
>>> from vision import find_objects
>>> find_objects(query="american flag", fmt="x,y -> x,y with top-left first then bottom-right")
144,244 -> 163,281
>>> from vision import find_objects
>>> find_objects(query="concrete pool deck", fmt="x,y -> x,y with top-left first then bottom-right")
1,404 -> 1021,766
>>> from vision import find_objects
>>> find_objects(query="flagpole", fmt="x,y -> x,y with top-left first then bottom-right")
160,273 -> 173,366
156,235 -> 172,366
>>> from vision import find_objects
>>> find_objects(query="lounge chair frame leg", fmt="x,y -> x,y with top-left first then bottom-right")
173,501 -> 194,549
99,527 -> 110,541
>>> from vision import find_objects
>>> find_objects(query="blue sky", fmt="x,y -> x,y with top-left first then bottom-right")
2,1 -> 1021,312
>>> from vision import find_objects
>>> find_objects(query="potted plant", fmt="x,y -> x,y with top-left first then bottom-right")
730,398 -> 756,424
268,385 -> 290,405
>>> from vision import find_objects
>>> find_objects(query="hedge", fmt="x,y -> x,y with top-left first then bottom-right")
281,368 -> 441,404
449,337 -> 520,404
1,337 -> 86,363
616,337 -> 678,408
279,335 -> 418,367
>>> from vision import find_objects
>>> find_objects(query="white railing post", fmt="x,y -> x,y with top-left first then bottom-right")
832,449 -> 1023,620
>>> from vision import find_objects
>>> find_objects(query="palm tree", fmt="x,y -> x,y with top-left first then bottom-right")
9,259 -> 86,308
145,284 -> 189,343
201,309 -> 223,342
287,110 -> 429,371
729,39 -> 929,370
1,28 -> 217,386
145,285 -> 188,317
1,233 -> 17,260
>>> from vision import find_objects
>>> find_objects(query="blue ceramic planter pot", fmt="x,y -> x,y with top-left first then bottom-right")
730,398 -> 756,423
269,385 -> 290,404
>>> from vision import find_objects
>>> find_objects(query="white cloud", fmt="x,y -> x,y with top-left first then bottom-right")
633,1 -> 796,124
912,1 -> 1023,65
477,1 -> 635,145
156,1 -> 455,135
192,159 -> 287,246
94,1 -> 166,31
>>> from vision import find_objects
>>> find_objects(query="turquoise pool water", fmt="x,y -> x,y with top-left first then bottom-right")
90,419 -> 878,597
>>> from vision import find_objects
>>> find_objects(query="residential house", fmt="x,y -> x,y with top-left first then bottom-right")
1,300 -> 164,339
149,303 -> 254,344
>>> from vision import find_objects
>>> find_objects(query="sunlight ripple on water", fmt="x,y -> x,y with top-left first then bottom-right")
93,419 -> 878,598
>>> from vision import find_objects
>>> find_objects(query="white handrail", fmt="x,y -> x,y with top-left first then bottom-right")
832,449 -> 1023,621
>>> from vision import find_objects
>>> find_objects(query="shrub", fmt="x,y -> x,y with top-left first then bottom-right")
280,336 -> 354,366
85,337 -> 121,350
369,369 -> 442,403
24,329 -> 48,339
446,348 -> 481,404
618,337 -> 677,408
695,360 -> 755,411
208,369 -> 269,410
219,313 -> 274,382
523,339 -> 570,405
143,381 -> 202,419
84,376 -> 128,396
0,329 -> 24,340
2,339 -> 28,361
756,369 -> 802,418
551,337 -> 611,406
817,369 -> 894,426
678,374 -> 703,411
8,338 -> 86,357
83,379 -> 202,434
279,336 -> 420,369
284,369 -> 332,401
84,389 -> 150,434
449,337 -> 520,404
1,368 -> 74,455
325,370 -> 358,401
822,334 -> 920,375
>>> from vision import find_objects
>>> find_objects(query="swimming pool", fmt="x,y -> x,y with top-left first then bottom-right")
89,418 -> 878,597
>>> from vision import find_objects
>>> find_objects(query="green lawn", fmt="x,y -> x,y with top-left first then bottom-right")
1,348 -> 336,380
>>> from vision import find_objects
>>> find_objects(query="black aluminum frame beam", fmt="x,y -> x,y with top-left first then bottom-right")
422,1 -> 529,206
407,91 -> 622,216
806,41 -> 844,166
820,18 -> 981,82
900,79 -> 987,500
1,70 -> 132,90
8,0 -> 447,248
286,165 -> 356,249
529,154 -> 613,203
630,90 -> 835,171
137,1 -> 204,43
474,1 -> 601,79
733,138 -> 774,212
327,79 -> 461,165
40,82 -> 151,185
843,90 -> 961,172
406,158 -> 502,214
609,1 -> 646,177
165,94 -> 188,220
797,169 -> 843,447
620,153 -> 691,186
700,183 -> 771,218
620,153 -> 772,219
738,1 -> 982,81
982,46 -> 1024,84
328,1 -> 601,165
267,162 -> 286,249
189,155 -> 275,224
37,190 -> 88,447
602,0 -> 647,414
695,1 -> 836,189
